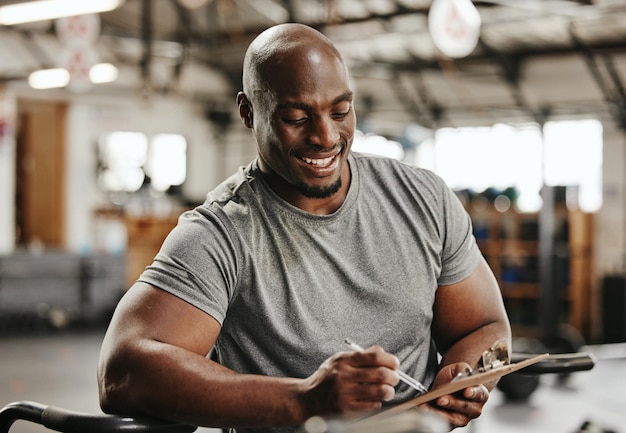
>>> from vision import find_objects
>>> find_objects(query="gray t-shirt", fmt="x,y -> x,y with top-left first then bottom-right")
139,152 -> 481,432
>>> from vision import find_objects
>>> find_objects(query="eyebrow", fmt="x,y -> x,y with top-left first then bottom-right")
276,91 -> 354,111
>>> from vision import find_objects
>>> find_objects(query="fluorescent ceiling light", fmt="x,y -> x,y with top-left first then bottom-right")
28,68 -> 70,89
0,0 -> 124,26
90,63 -> 118,83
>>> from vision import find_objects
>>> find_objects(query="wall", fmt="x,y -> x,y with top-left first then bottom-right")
0,79 -> 258,256
64,93 -> 260,255
596,121 -> 626,275
65,96 -> 211,253
0,87 -> 16,254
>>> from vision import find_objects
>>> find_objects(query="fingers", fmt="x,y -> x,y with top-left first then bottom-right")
338,346 -> 400,401
423,385 -> 489,429
425,362 -> 493,428
347,345 -> 400,371
341,380 -> 396,408
343,372 -> 397,403
464,384 -> 489,404
302,345 -> 401,417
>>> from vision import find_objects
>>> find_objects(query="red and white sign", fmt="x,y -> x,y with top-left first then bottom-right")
60,42 -> 99,92
56,13 -> 102,92
56,14 -> 101,44
428,0 -> 482,58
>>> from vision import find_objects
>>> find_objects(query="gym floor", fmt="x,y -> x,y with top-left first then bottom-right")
1,327 -> 624,433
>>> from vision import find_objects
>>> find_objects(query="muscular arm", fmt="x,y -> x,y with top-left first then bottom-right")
433,256 -> 511,374
428,257 -> 512,428
98,282 -> 400,428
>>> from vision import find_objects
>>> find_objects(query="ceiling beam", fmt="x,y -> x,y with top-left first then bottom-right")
571,26 -> 626,130
139,0 -> 153,93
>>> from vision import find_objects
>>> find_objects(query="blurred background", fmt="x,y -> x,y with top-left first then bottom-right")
0,0 -> 625,432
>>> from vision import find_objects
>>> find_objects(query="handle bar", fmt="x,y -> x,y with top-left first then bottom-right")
0,401 -> 197,433
511,352 -> 595,375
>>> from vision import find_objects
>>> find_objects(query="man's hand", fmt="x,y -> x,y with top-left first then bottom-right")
421,362 -> 490,429
299,345 -> 401,418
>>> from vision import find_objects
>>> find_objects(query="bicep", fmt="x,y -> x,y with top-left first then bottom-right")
431,257 -> 509,353
98,282 -> 225,415
104,281 -> 220,357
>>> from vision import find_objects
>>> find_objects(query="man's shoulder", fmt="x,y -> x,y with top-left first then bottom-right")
205,161 -> 259,206
351,151 -> 442,185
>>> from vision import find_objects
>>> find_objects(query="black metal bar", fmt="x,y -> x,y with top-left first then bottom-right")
539,184 -> 558,345
140,0 -> 153,89
0,401 -> 197,433
510,352 -> 595,374
0,401 -> 45,433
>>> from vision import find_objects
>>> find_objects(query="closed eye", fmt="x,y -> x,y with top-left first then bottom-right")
331,100 -> 352,120
332,108 -> 351,120
282,116 -> 308,125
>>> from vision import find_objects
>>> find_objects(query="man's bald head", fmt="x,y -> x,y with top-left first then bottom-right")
235,23 -> 356,207
242,23 -> 345,96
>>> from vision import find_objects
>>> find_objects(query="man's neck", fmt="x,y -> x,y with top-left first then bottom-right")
259,162 -> 351,216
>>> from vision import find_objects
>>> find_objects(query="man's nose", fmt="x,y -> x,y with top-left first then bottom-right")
308,116 -> 340,148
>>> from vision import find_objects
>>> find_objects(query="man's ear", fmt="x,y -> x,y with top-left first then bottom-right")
237,92 -> 253,128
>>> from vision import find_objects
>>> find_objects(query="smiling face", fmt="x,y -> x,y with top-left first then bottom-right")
238,24 -> 356,214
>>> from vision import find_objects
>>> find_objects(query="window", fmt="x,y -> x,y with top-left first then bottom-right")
146,134 -> 187,192
98,132 -> 187,193
98,131 -> 148,192
352,130 -> 405,160
417,119 -> 603,212
543,120 -> 603,212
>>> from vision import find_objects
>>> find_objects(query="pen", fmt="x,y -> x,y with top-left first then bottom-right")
344,338 -> 428,394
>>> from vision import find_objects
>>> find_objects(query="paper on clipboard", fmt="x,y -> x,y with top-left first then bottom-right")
364,353 -> 550,421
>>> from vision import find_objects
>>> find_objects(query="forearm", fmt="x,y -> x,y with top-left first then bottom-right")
98,339 -> 308,429
433,258 -> 512,391
437,319 -> 511,390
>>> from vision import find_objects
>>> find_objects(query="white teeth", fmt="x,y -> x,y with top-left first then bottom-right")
302,155 -> 335,166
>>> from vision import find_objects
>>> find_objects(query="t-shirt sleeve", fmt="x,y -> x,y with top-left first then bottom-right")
137,206 -> 238,325
435,176 -> 482,286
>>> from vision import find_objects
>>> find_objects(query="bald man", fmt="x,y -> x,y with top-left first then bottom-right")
98,23 -> 510,432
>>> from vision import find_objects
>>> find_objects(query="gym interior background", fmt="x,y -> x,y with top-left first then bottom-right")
0,1 -> 625,432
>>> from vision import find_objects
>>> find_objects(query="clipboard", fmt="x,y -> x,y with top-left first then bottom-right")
364,352 -> 550,421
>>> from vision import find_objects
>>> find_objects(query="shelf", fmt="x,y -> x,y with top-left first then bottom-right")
500,283 -> 539,299
467,204 -> 594,339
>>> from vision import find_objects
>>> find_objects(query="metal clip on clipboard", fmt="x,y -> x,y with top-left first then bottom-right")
452,339 -> 511,382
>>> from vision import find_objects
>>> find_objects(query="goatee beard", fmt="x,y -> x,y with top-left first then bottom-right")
294,177 -> 342,199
